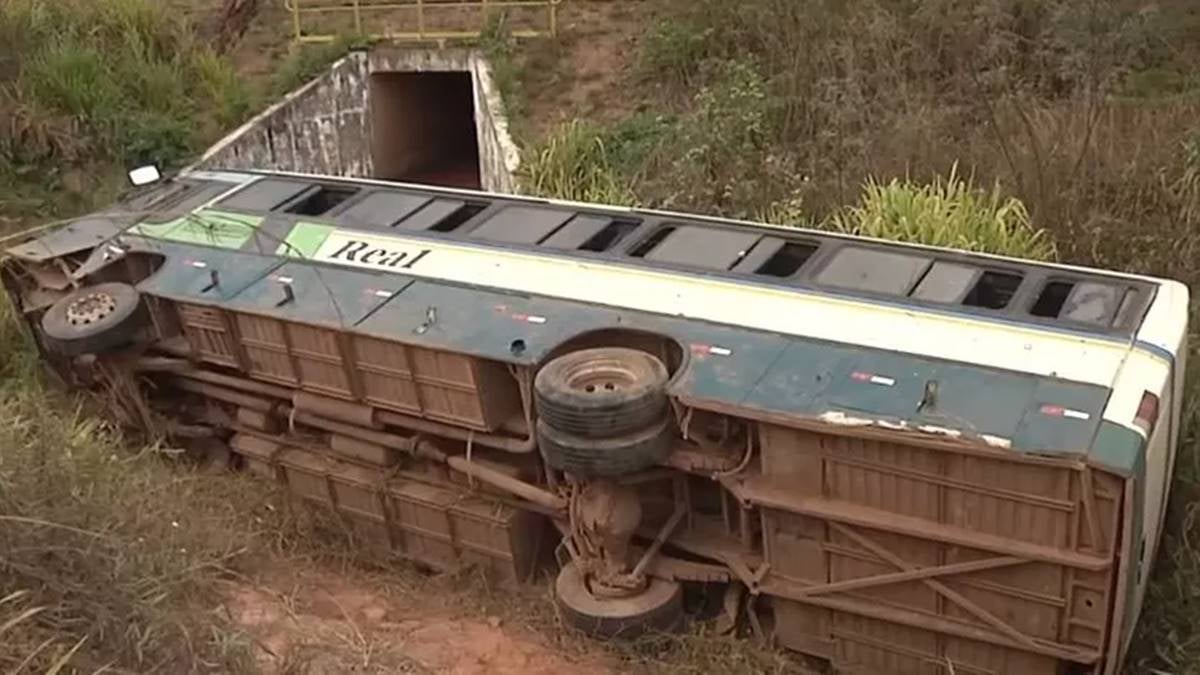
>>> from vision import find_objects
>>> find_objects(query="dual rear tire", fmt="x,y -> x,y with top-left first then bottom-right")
534,347 -> 673,478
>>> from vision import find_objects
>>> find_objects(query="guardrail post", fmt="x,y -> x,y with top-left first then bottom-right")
290,0 -> 302,42
352,0 -> 362,35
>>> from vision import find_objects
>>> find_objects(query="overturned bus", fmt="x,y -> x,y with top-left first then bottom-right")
1,168 -> 1188,675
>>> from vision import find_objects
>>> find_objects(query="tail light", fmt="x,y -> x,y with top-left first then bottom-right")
1134,391 -> 1160,437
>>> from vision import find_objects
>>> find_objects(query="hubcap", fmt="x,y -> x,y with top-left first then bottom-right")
566,361 -> 637,395
65,291 -> 117,328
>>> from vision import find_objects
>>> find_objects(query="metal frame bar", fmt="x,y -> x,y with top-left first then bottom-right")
283,0 -> 560,43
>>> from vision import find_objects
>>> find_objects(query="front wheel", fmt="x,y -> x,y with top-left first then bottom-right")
554,560 -> 683,640
40,282 -> 147,356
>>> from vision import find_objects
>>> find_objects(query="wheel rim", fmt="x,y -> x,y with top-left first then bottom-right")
563,358 -> 640,395
65,291 -> 118,329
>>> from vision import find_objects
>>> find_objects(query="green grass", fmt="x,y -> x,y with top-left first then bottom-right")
0,0 -> 255,225
269,35 -> 370,100
827,166 -> 1055,260
521,120 -> 639,206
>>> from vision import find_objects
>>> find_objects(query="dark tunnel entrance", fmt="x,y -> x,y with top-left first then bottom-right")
370,71 -> 482,190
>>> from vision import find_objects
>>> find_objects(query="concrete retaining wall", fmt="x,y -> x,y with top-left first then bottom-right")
191,48 -> 520,193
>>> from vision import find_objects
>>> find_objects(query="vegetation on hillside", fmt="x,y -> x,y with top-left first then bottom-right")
523,1 -> 1200,276
0,0 -> 255,223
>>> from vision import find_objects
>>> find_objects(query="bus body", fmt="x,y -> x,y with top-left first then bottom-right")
2,168 -> 1188,675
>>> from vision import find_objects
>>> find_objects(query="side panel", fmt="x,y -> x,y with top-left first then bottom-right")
173,303 -> 521,432
754,426 -> 1124,674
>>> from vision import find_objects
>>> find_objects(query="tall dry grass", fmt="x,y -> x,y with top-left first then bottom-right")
0,300 -> 266,673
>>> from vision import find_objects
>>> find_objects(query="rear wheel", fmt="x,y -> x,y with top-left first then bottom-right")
554,561 -> 683,640
40,282 -> 146,356
535,347 -> 669,439
537,417 -> 673,477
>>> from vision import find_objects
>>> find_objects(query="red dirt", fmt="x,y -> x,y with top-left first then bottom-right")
223,567 -> 620,674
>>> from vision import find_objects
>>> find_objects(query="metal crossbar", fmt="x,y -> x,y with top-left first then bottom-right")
282,0 -> 560,43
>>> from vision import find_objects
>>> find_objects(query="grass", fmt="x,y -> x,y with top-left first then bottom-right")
269,35 -> 370,100
521,120 -> 639,206
0,299 -> 265,673
827,166 -> 1055,260
0,0 -> 255,227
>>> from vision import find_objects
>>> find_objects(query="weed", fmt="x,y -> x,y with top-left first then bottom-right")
639,19 -> 711,87
0,300 -> 269,672
661,59 -> 796,216
828,165 -> 1056,260
194,49 -> 257,130
756,191 -> 810,229
481,11 -> 525,122
270,35 -> 368,99
521,120 -> 638,206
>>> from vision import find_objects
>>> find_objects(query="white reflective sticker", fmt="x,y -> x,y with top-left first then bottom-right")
526,315 -> 547,324
709,346 -> 732,356
189,260 -> 208,268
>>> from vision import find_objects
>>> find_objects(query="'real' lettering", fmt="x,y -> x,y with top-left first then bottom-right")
402,249 -> 431,269
360,248 -> 383,264
321,236 -> 433,270
330,240 -> 369,261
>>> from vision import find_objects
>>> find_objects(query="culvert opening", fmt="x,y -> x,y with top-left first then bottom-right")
370,71 -> 482,190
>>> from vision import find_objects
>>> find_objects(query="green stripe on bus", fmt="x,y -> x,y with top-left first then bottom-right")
277,222 -> 334,258
132,209 -> 262,249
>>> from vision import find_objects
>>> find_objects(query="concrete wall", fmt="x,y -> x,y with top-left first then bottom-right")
190,48 -> 520,193
193,52 -> 373,177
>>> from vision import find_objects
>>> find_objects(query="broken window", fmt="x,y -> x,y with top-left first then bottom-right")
962,270 -> 1023,309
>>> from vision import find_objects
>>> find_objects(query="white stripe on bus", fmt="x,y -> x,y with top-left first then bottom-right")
308,228 -> 1132,389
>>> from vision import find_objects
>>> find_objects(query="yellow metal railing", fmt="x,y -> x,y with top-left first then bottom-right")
283,0 -> 560,43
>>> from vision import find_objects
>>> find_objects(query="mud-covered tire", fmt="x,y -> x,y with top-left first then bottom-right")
537,417 -> 672,477
535,348 -> 669,439
554,561 -> 683,640
40,282 -> 146,356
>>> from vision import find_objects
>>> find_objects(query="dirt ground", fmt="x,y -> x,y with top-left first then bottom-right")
223,566 -> 619,674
